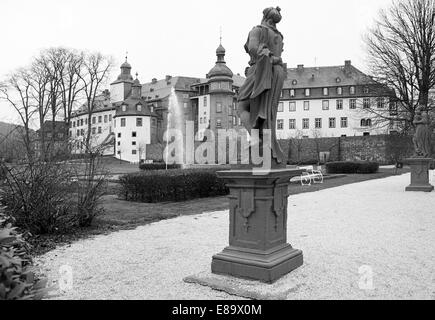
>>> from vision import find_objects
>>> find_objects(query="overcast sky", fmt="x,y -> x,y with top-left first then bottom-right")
0,0 -> 392,124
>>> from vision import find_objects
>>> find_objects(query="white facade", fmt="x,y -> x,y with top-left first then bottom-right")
197,95 -> 210,139
114,115 -> 151,163
275,97 -> 392,139
70,109 -> 116,155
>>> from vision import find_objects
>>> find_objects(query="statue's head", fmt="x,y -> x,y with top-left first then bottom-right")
262,7 -> 282,25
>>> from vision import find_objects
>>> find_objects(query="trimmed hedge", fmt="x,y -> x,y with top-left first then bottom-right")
139,163 -> 181,171
325,161 -> 379,174
119,168 -> 228,203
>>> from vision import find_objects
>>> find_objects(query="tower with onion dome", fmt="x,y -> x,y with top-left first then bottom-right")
110,56 -> 134,104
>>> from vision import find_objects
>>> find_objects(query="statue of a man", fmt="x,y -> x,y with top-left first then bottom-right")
413,105 -> 432,158
237,7 -> 286,165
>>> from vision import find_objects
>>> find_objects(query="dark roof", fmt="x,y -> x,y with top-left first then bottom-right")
284,63 -> 377,89
114,97 -> 157,117
141,76 -> 201,101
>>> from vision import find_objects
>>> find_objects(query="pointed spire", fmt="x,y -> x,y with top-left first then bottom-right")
219,26 -> 222,45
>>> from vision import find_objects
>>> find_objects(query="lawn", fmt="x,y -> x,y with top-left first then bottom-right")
29,165 -> 409,255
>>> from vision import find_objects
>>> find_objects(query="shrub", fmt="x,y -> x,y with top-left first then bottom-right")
0,205 -> 48,300
325,161 -> 379,174
139,163 -> 181,171
119,168 -> 229,203
0,156 -> 106,235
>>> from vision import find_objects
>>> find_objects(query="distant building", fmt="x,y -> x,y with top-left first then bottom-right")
35,121 -> 69,159
275,61 -> 396,139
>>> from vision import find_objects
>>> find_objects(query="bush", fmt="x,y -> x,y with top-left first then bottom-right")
325,161 -> 379,174
0,157 -> 106,235
139,163 -> 181,171
119,168 -> 229,203
0,205 -> 48,300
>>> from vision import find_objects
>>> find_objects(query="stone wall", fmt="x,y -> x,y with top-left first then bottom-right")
147,134 -> 418,165
279,134 -> 416,165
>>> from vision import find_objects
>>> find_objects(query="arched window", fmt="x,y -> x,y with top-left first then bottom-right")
361,119 -> 366,127
367,119 -> 372,127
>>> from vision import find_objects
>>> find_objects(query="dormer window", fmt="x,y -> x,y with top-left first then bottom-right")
121,104 -> 127,112
336,77 -> 341,83
337,87 -> 343,95
304,88 -> 310,97
150,106 -> 154,113
323,88 -> 329,96
292,80 -> 297,85
137,104 -> 142,112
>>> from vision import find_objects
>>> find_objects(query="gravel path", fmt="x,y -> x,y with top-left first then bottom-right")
35,172 -> 435,300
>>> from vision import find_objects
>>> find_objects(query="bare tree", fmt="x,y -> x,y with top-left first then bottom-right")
78,52 -> 113,152
0,70 -> 36,161
365,0 -> 435,133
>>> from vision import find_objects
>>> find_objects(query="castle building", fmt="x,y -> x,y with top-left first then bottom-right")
275,61 -> 397,139
68,46 -> 396,163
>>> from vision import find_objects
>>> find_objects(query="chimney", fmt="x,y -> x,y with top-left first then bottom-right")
165,75 -> 172,81
344,60 -> 352,75
297,64 -> 304,71
152,78 -> 157,84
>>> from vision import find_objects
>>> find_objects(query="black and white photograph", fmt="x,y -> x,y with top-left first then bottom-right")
0,0 -> 434,307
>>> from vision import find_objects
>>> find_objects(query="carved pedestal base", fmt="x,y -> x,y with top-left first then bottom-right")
405,158 -> 434,192
212,168 -> 304,283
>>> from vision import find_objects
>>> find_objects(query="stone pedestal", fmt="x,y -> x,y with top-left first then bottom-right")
212,168 -> 304,283
405,158 -> 434,192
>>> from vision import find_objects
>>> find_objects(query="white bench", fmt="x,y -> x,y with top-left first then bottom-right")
298,165 -> 324,186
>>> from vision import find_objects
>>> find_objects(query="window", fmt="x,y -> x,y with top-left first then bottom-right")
132,131 -> 137,138
132,150 -> 137,155
278,102 -> 284,112
216,102 -> 222,113
117,141 -> 120,146
341,117 -> 348,128
216,119 -> 222,128
315,118 -> 322,129
199,118 -> 203,124
389,102 -> 398,115
363,132 -> 370,136
117,133 -> 121,138
363,98 -> 371,109
80,129 -> 84,136
302,118 -> 309,129
122,104 -> 127,112
228,106 -> 232,115
329,118 -> 336,128
377,97 -> 385,108
323,88 -> 329,96
277,119 -> 284,130
305,88 -> 310,97
337,87 -> 343,95
104,115 -> 108,123
364,87 -> 369,94
289,119 -> 296,129
361,119 -> 372,127
98,127 -> 102,134
98,116 -> 102,123
322,100 -> 329,110
289,102 -> 296,112
184,102 -> 188,109
136,118 -> 143,127
336,100 -> 343,110
303,101 -> 310,111
132,141 -> 136,146
203,97 -> 207,107
233,116 -> 237,126
350,86 -> 356,95
121,118 -> 126,127
109,115 -> 112,122
350,99 -> 357,109
137,104 -> 142,112
85,118 -> 88,125
92,127 -> 96,134
92,117 -> 96,124
80,119 -> 84,126
76,129 -> 79,136
290,89 -> 295,97
73,121 -> 76,128
152,118 -> 156,126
